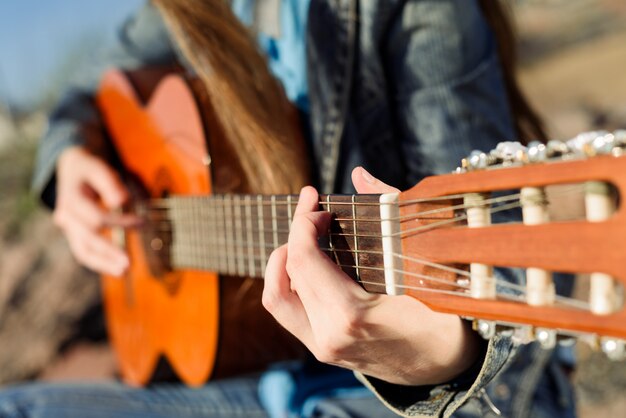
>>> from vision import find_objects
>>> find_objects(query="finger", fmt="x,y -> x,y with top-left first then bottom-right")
351,167 -> 400,194
103,212 -> 144,229
64,220 -> 129,276
58,194 -> 109,230
263,245 -> 314,348
293,186 -> 331,237
287,200 -> 364,308
82,156 -> 129,209
294,186 -> 319,215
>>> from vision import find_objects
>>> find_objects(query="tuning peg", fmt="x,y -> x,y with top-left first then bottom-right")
527,141 -> 548,163
466,150 -> 490,170
545,139 -> 569,158
590,132 -> 616,155
475,319 -> 496,339
567,131 -> 610,156
612,130 -> 626,156
535,328 -> 557,349
601,338 -> 626,361
490,141 -> 528,164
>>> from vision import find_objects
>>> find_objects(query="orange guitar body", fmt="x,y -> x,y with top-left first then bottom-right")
96,69 -> 303,386
97,69 -> 218,386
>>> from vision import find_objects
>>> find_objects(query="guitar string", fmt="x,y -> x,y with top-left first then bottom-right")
150,192 -> 472,209
146,191 -> 523,225
174,240 -> 554,299
146,189 -> 528,233
141,187 -> 590,310
346,279 -> 590,311
149,185 -> 574,213
155,194 -> 574,289
175,255 -> 590,310
172,214 -> 581,306
332,264 -> 589,310
144,186 -> 578,239
147,198 -> 523,240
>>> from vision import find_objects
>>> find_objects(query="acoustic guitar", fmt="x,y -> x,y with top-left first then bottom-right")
97,69 -> 626,387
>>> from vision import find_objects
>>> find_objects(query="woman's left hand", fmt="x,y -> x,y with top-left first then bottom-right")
262,167 -> 482,386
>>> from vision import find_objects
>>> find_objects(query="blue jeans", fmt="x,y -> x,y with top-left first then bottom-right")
0,379 -> 266,418
0,377 -> 398,418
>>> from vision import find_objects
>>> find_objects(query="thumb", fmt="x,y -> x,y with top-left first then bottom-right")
351,167 -> 400,194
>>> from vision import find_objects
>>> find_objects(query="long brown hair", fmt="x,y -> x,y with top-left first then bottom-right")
152,0 -> 309,195
154,0 -> 545,190
478,0 -> 548,143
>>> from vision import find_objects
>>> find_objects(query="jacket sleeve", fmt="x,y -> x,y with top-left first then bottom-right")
32,2 -> 177,208
357,0 -> 520,416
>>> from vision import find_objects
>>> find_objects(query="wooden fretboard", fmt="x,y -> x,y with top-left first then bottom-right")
143,193 -> 393,293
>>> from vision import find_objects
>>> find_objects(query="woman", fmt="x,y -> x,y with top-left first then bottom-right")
17,1 -> 574,417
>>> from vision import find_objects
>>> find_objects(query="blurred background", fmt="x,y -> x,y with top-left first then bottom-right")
0,0 -> 625,416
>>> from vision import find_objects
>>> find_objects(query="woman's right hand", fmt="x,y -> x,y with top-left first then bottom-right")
53,146 -> 139,276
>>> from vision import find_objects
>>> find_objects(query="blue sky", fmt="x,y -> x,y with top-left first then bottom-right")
0,0 -> 143,108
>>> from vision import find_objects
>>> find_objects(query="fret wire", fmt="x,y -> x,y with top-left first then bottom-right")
287,195 -> 293,232
271,195 -> 278,250
216,198 -> 223,272
192,201 -> 208,263
214,196 -> 223,272
245,195 -> 256,277
203,198 -> 211,271
191,198 -> 199,268
224,195 -> 235,275
257,195 -> 267,275
351,194 -> 360,281
234,195 -> 245,276
212,197 -> 221,272
326,195 -> 340,265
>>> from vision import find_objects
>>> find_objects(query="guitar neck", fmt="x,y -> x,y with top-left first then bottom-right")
148,193 -> 393,293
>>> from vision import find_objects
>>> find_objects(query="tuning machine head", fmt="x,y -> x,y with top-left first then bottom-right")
462,150 -> 492,171
601,338 -> 626,361
491,141 -> 528,165
527,141 -> 548,163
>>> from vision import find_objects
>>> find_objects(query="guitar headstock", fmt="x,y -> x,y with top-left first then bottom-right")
397,130 -> 626,359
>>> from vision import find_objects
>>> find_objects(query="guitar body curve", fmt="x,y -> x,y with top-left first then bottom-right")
96,69 -> 305,386
98,69 -> 219,386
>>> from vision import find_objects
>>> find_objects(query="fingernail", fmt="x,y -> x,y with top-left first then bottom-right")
361,168 -> 376,184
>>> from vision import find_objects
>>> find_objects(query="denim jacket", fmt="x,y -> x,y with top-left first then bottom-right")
32,1 -> 575,417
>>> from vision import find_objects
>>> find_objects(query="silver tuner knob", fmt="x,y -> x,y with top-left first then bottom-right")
467,150 -> 490,170
591,132 -> 615,155
527,140 -> 548,163
601,338 -> 626,361
613,130 -> 626,156
475,319 -> 496,339
614,130 -> 626,144
567,131 -> 609,157
545,139 -> 569,158
493,141 -> 527,164
535,328 -> 557,349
